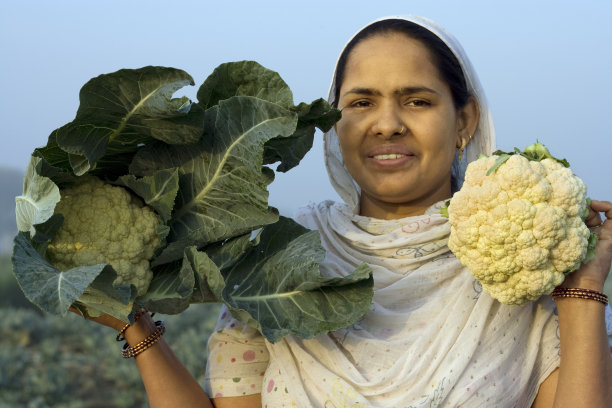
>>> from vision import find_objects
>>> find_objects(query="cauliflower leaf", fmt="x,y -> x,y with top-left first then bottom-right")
205,217 -> 373,343
12,232 -> 113,316
50,66 -> 202,176
15,156 -> 62,236
12,62 -> 374,341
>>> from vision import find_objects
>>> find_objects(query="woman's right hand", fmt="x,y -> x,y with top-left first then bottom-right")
69,305 -> 161,349
71,304 -> 217,408
69,306 -> 260,407
69,305 -> 130,332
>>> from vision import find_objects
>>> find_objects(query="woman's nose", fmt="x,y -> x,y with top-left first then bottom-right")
371,104 -> 406,139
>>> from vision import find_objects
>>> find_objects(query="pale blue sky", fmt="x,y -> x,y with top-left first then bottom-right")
1,0 -> 610,214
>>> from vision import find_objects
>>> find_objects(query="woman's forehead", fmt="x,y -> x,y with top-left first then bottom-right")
340,34 -> 443,90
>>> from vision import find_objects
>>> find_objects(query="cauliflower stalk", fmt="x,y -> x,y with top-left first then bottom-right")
447,142 -> 596,305
47,176 -> 161,296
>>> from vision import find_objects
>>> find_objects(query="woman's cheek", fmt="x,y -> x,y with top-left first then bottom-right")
336,124 -> 357,155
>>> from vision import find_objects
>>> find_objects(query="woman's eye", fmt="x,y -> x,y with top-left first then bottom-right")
351,100 -> 372,108
406,99 -> 430,107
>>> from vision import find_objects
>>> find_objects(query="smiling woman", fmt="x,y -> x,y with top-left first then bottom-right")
42,14 -> 611,408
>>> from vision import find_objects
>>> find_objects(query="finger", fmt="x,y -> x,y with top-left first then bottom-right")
588,201 -> 612,246
69,305 -> 84,316
585,210 -> 602,227
589,200 -> 612,216
586,200 -> 611,226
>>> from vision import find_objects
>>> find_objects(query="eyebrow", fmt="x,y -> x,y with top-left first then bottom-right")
341,86 -> 439,98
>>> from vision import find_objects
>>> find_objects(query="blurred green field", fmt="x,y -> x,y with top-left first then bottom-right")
0,255 -> 221,408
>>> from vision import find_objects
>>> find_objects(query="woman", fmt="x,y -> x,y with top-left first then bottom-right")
88,16 -> 612,407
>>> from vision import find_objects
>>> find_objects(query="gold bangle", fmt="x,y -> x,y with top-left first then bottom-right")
116,323 -> 131,342
115,310 -> 154,342
551,287 -> 608,306
121,320 -> 166,359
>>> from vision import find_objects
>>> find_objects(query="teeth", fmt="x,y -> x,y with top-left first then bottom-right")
373,154 -> 405,160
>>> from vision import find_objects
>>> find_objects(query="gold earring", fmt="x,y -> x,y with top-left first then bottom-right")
457,138 -> 468,161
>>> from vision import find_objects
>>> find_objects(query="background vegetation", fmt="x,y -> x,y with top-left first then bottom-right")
0,254 -> 221,408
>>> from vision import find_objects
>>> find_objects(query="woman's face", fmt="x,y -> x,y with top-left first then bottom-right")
335,32 -> 477,219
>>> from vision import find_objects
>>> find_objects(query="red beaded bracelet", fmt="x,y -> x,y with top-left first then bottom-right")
551,287 -> 609,306
121,320 -> 166,359
115,310 -> 155,342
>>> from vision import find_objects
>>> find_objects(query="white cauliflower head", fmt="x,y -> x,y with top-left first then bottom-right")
448,149 -> 591,305
47,176 -> 161,296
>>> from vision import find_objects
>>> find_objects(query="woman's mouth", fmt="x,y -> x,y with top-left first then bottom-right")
372,153 -> 407,160
368,152 -> 414,168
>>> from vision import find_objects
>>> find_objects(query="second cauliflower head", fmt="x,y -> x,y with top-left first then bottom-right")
448,153 -> 591,305
47,176 -> 161,296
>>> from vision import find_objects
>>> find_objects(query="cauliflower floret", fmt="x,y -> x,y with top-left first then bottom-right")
462,155 -> 496,187
448,150 -> 591,305
541,158 -> 588,217
482,264 -> 565,305
47,176 -> 161,295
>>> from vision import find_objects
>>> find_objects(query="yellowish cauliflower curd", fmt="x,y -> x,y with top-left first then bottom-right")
448,154 -> 591,305
47,176 -> 161,296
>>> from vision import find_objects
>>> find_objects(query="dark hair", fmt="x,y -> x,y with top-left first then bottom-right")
332,19 -> 470,109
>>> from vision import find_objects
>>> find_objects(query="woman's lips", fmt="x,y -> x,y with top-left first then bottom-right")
367,146 -> 415,167
372,153 -> 407,160
367,153 -> 415,168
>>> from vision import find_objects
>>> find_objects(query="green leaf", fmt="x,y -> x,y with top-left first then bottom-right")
33,133 -> 74,176
582,197 -> 593,220
292,98 -> 342,134
53,66 -> 201,175
75,268 -> 136,322
205,232 -> 255,271
490,142 -> 570,170
583,232 -> 599,265
216,217 -> 374,343
11,232 -> 107,316
30,214 -> 64,255
115,168 -> 180,223
264,98 -> 342,172
149,96 -> 297,264
197,61 -> 294,110
15,156 -> 62,235
138,246 -> 227,314
440,200 -> 450,218
137,252 -> 195,315
521,141 -> 552,161
184,246 -> 226,303
196,62 -> 340,173
35,132 -> 135,181
486,153 -> 512,176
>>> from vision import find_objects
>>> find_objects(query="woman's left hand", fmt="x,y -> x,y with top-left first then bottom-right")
535,199 -> 612,408
562,199 -> 612,290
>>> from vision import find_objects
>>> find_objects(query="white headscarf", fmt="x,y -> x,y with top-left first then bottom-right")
324,15 -> 496,213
